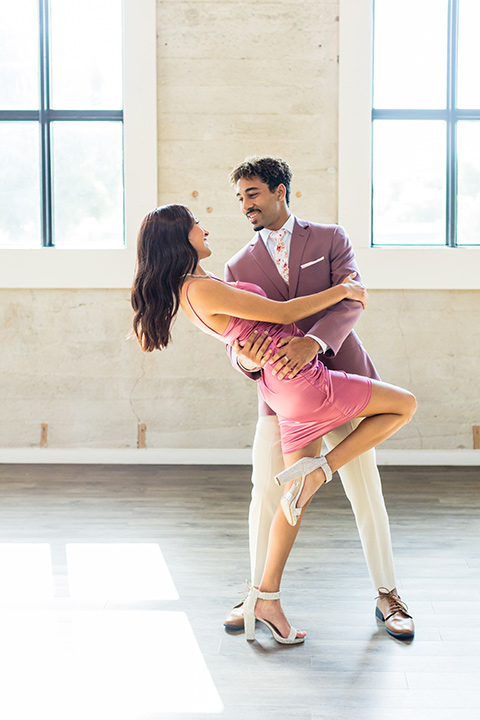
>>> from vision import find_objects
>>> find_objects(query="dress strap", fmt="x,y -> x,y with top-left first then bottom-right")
184,279 -> 223,335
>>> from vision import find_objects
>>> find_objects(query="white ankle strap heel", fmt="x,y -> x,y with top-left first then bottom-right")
274,455 -> 333,526
275,455 -> 332,487
243,586 -> 305,645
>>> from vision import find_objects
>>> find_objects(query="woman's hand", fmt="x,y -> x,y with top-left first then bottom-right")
340,272 -> 368,309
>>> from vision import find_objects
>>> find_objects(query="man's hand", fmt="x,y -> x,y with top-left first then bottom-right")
232,330 -> 274,372
269,335 -> 320,379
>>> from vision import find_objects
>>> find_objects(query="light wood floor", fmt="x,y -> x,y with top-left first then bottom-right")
0,463 -> 479,719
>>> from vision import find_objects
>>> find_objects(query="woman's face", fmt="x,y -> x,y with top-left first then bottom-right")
188,219 -> 211,260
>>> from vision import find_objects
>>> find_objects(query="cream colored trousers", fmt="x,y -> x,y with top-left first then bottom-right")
249,414 -> 397,590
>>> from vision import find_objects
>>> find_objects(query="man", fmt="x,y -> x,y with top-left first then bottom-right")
223,156 -> 414,640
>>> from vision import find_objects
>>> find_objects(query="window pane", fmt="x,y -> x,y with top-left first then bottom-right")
373,0 -> 448,109
372,120 -> 446,246
52,122 -> 124,248
457,121 -> 480,246
50,0 -> 123,110
0,0 -> 39,109
457,0 -> 480,109
0,123 -> 41,247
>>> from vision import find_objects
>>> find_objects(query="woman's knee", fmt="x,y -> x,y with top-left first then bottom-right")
408,391 -> 418,419
401,390 -> 417,422
366,381 -> 417,420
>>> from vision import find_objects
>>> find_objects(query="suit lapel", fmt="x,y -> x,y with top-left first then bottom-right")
250,236 -> 289,299
288,219 -> 310,298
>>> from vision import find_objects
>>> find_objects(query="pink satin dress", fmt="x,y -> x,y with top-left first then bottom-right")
186,279 -> 372,454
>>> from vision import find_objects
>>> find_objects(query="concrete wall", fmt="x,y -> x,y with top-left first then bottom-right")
1,0 -> 478,451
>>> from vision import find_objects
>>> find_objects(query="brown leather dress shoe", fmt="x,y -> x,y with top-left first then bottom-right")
224,600 -> 245,631
375,587 -> 415,641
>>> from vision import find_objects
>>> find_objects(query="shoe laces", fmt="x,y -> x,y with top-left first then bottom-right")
235,580 -> 251,599
376,587 -> 411,617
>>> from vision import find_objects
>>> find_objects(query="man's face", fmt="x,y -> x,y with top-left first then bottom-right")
235,176 -> 287,232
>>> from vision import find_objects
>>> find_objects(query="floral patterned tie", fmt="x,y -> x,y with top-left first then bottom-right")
270,229 -> 289,284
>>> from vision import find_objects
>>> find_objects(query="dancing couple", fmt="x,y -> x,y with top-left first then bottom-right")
131,156 -> 417,645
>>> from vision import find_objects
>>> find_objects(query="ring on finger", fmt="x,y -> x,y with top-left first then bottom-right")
284,356 -> 289,363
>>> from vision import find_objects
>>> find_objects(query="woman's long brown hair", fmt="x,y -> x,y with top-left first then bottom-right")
131,204 -> 198,351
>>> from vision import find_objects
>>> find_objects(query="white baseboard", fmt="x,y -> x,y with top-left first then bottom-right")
0,448 -> 252,465
376,450 -> 480,466
0,448 -> 479,466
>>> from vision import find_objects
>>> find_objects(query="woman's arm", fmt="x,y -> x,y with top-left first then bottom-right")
188,274 -> 366,326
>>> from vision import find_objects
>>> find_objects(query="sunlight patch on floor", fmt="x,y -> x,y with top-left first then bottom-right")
0,543 -> 53,599
0,610 -> 224,718
66,543 -> 179,600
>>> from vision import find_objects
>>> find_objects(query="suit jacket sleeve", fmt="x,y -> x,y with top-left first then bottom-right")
224,261 -> 261,381
306,225 -> 364,357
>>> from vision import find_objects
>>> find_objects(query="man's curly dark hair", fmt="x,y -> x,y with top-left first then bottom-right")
229,156 -> 293,206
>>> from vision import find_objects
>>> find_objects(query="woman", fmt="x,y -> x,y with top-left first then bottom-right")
131,204 -> 417,645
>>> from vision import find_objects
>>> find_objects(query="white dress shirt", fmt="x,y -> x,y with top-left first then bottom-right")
260,215 -> 328,354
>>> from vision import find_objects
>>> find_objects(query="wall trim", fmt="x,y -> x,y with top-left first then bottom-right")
0,448 -> 479,466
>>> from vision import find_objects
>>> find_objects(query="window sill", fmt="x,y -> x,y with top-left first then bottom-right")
0,247 -> 137,288
353,245 -> 480,289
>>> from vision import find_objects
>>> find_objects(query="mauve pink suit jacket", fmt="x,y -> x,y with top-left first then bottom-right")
224,217 -> 380,416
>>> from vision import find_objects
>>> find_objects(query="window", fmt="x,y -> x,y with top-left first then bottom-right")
0,0 -> 157,287
372,0 -> 480,247
338,0 -> 479,289
0,0 -> 124,249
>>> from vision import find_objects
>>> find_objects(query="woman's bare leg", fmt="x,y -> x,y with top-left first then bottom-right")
296,380 -> 417,508
255,440 -> 322,639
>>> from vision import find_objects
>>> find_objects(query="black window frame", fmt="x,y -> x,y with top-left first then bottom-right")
371,0 -> 480,247
0,0 -> 123,248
